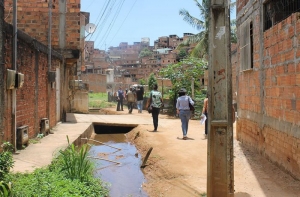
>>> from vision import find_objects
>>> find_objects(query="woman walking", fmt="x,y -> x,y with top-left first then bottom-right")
176,88 -> 194,140
147,84 -> 163,132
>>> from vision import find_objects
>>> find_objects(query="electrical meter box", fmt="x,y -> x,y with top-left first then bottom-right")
40,118 -> 50,135
17,125 -> 29,149
48,71 -> 56,82
69,80 -> 82,89
16,73 -> 25,88
7,69 -> 16,89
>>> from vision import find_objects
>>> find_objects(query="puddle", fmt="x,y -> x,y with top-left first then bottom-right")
88,133 -> 148,197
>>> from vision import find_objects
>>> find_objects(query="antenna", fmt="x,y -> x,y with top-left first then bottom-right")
85,23 -> 96,34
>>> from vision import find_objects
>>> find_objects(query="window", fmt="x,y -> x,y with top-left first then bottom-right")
264,0 -> 300,31
240,20 -> 253,71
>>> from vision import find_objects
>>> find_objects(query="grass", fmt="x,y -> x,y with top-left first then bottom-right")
89,92 -> 116,108
4,137 -> 109,197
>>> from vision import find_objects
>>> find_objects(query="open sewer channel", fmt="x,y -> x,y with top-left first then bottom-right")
87,123 -> 148,197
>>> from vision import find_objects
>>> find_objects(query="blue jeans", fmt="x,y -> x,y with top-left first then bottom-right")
179,110 -> 191,137
137,100 -> 143,112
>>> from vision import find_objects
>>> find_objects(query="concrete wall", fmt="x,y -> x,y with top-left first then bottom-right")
72,91 -> 89,113
235,0 -> 300,179
2,23 -> 63,142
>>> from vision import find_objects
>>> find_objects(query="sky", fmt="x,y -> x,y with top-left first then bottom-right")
81,0 -> 236,51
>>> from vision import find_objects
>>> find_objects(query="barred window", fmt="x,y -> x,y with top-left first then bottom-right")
264,0 -> 300,31
240,20 -> 253,71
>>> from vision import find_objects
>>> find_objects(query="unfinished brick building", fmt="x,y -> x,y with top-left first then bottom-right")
235,0 -> 300,179
1,0 -> 89,147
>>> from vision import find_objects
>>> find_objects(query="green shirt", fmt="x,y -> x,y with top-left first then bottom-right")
151,90 -> 162,108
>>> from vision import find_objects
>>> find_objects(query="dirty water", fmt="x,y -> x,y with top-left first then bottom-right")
88,133 -> 148,197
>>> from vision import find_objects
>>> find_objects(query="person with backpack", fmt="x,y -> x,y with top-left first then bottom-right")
126,87 -> 136,114
176,88 -> 194,140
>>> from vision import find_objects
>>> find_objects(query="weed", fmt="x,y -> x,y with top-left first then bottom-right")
37,133 -> 44,138
0,142 -> 14,180
0,181 -> 11,197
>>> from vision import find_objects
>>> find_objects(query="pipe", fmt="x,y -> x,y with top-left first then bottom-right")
47,0 -> 52,127
12,0 -> 17,151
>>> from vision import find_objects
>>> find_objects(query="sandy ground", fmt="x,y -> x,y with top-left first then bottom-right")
101,107 -> 300,197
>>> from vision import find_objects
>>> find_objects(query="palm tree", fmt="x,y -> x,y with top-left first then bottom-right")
178,0 -> 236,58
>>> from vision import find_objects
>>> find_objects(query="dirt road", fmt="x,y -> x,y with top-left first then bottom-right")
102,108 -> 300,197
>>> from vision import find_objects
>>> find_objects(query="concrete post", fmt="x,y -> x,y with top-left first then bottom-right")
207,0 -> 234,196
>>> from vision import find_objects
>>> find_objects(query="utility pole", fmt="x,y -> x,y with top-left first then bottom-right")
207,0 -> 234,196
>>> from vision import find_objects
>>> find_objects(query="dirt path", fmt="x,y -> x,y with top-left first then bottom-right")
101,108 -> 300,197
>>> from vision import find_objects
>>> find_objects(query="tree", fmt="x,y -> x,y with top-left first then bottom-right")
139,78 -> 146,85
178,0 -> 236,58
139,48 -> 153,58
148,73 -> 157,90
178,49 -> 188,60
159,57 -> 207,116
231,19 -> 237,43
159,57 -> 207,97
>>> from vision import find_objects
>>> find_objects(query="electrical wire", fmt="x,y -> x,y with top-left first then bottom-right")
97,0 -> 125,49
92,0 -> 117,44
88,0 -> 112,41
106,0 -> 138,48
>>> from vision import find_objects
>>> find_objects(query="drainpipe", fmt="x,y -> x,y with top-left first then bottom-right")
47,0 -> 52,126
12,0 -> 17,151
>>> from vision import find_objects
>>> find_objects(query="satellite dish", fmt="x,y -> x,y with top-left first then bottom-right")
85,23 -> 96,34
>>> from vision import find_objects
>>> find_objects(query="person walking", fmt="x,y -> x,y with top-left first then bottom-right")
147,84 -> 163,132
126,87 -> 135,114
176,88 -> 194,140
202,95 -> 208,137
136,85 -> 144,113
116,87 -> 125,111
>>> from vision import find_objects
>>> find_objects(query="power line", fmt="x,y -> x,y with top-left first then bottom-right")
97,0 -> 126,49
88,0 -> 112,41
107,0 -> 138,48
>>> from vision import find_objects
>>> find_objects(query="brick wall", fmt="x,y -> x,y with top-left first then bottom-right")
81,73 -> 107,93
236,0 -> 300,179
4,0 -> 81,50
2,23 -> 62,142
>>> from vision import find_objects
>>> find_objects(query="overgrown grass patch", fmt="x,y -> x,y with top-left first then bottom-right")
89,92 -> 116,108
4,138 -> 109,197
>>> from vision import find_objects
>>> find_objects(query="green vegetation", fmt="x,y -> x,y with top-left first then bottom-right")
58,137 -> 93,182
147,73 -> 157,90
178,0 -> 236,58
159,57 -> 207,118
0,142 -> 14,181
139,48 -> 153,58
0,142 -> 14,197
89,92 -> 116,108
3,137 -> 109,197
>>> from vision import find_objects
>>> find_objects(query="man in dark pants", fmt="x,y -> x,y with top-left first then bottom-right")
126,87 -> 135,114
147,84 -> 163,132
116,87 -> 125,111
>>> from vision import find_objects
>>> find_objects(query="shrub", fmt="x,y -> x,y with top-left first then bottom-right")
0,142 -> 14,180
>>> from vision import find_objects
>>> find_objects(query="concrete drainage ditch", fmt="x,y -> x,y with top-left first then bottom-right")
84,123 -> 148,197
